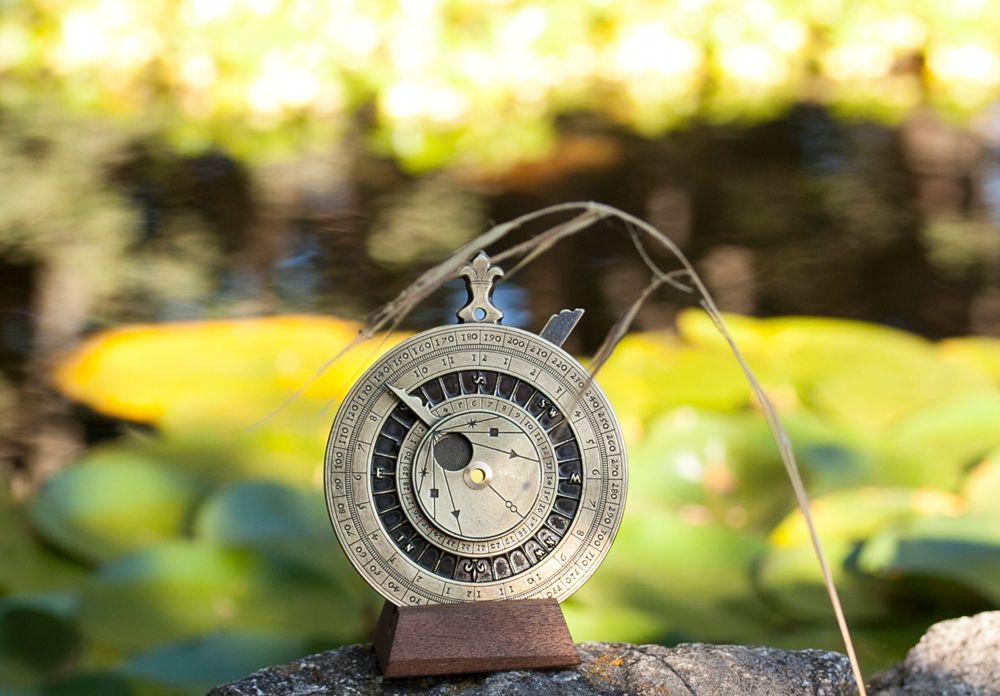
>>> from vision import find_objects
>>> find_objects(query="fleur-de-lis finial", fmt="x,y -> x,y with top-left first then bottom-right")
456,251 -> 504,324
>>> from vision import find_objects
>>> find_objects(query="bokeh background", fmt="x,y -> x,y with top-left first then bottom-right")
2,1 -> 1000,694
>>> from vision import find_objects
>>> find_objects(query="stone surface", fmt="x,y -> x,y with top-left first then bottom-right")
208,641 -> 855,696
871,611 -> 1000,696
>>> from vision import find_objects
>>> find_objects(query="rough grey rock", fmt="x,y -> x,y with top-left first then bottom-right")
208,641 -> 855,696
871,611 -> 1000,696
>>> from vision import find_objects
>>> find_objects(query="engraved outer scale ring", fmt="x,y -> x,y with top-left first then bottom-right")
324,322 -> 627,606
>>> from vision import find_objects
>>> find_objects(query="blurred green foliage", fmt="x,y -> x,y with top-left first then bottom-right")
2,310 -> 999,693
4,0 -> 1000,168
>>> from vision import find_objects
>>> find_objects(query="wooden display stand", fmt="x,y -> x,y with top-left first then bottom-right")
373,598 -> 579,678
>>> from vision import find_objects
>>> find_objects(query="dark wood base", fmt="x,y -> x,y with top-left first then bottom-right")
373,598 -> 579,678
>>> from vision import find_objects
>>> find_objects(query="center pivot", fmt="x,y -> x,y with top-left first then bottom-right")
432,434 -> 493,490
463,461 -> 492,489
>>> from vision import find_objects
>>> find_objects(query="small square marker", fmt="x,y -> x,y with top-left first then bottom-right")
489,427 -> 499,437
430,488 -> 439,498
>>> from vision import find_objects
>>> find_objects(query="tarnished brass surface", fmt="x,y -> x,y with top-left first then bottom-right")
324,252 -> 626,606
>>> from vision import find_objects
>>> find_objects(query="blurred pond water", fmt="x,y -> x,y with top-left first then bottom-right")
2,104 -> 1000,695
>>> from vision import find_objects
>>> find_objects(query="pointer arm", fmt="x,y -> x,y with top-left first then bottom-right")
388,384 -> 440,427
540,308 -> 583,347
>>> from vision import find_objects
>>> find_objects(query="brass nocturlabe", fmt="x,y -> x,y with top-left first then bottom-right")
324,251 -> 626,606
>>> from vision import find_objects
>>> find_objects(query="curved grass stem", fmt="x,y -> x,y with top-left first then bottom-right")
264,200 -> 868,695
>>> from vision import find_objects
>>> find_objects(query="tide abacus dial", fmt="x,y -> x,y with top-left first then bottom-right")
325,252 -> 626,606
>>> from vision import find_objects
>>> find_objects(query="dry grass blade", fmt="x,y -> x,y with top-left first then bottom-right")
588,274 -> 664,380
497,210 -> 604,278
250,203 -> 598,429
269,200 -> 867,695
587,203 -> 868,696
626,224 -> 694,294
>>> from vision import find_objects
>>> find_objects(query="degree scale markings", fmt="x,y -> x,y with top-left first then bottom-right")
342,340 -> 608,596
325,322 -> 626,605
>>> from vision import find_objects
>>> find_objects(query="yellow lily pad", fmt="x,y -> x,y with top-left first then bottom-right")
810,357 -> 989,433
598,332 -> 749,423
938,336 -> 1000,383
962,448 -> 1000,515
756,316 -> 936,386
53,316 -> 409,427
675,312 -> 989,434
675,309 -> 770,355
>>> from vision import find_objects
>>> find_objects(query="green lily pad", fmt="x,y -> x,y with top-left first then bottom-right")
627,408 -> 795,528
118,632 -> 312,694
195,481 -> 329,546
890,390 -> 1000,486
39,673 -> 132,696
0,597 -> 80,689
627,409 -> 752,512
223,420 -> 329,486
67,428 -> 322,489
628,407 -> 890,530
193,480 -> 372,602
759,316 -> 936,386
561,599 -> 667,645
77,541 -> 369,653
678,312 -> 933,383
28,452 -> 207,564
0,476 -> 86,594
756,487 -> 963,622
570,506 -> 770,645
858,514 -> 1000,605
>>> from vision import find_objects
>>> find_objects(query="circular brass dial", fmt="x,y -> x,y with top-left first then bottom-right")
408,409 -> 547,542
324,323 -> 626,605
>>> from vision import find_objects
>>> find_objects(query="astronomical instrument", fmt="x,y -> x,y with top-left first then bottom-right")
324,251 -> 626,676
